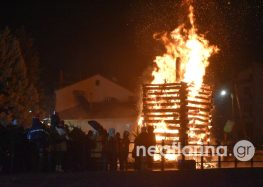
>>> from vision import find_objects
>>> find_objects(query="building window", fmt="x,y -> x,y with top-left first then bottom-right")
95,80 -> 100,86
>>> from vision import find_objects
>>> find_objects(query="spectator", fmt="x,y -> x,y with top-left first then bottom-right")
107,128 -> 118,171
100,129 -> 108,171
26,115 -> 49,172
133,127 -> 149,170
54,120 -> 68,172
120,130 -> 130,171
85,130 -> 96,170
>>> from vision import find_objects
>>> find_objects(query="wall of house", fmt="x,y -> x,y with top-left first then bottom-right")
55,74 -> 134,112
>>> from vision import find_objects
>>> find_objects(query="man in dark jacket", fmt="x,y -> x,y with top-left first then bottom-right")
27,116 -> 49,171
134,127 -> 149,170
107,128 -> 118,171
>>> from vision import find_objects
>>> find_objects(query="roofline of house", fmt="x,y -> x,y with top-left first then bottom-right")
55,73 -> 134,94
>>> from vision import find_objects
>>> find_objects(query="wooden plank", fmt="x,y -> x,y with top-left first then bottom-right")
145,92 -> 180,96
146,91 -> 180,94
143,95 -> 211,101
143,83 -> 181,87
188,129 -> 208,132
188,112 -> 211,118
189,96 -> 211,101
143,102 -> 180,107
154,133 -> 180,137
143,86 -> 181,90
143,96 -> 181,101
186,100 -> 212,106
187,106 -> 211,112
143,83 -> 212,92
145,122 -> 181,126
143,108 -> 180,113
187,105 -> 211,110
188,123 -> 210,127
142,114 -> 179,118
144,119 -> 181,124
166,126 -> 181,130
188,117 -> 210,123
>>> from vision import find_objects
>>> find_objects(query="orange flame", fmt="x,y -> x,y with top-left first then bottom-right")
137,4 -> 219,162
152,5 -> 219,89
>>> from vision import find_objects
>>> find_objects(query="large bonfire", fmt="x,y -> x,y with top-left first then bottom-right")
138,2 -> 219,161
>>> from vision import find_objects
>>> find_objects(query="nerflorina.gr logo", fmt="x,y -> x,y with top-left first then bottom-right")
135,140 -> 255,161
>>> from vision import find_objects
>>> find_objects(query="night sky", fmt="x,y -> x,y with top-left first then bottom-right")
0,0 -> 263,91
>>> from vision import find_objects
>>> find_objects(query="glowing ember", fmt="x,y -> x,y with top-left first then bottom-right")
138,3 -> 219,162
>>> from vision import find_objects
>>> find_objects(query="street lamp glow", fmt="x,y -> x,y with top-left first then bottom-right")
220,90 -> 227,96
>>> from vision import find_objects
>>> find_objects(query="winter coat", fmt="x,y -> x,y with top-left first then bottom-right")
27,118 -> 49,149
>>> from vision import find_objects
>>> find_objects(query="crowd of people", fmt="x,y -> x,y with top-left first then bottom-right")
0,112 -> 156,174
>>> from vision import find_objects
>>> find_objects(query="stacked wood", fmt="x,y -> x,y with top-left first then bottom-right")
142,82 -> 213,145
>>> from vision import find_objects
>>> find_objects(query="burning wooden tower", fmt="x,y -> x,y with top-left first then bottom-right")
138,3 -> 218,161
142,82 -> 213,149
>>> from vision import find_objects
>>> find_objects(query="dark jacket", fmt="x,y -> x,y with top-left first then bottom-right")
27,118 -> 49,148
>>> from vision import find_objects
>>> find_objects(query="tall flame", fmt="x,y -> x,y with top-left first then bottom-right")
137,4 -> 219,163
152,5 -> 219,88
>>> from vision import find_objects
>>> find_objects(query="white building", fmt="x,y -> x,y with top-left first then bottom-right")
55,74 -> 137,134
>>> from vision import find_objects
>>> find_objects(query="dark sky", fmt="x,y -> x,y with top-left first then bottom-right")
0,0 -> 263,91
